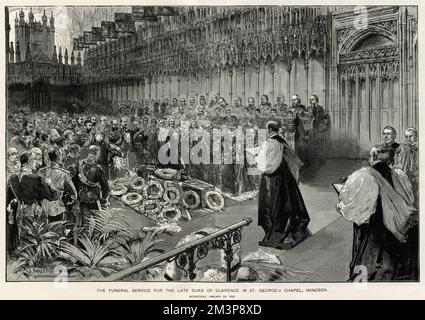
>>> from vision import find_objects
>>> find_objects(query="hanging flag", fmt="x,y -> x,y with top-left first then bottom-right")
132,6 -> 158,21
83,31 -> 96,45
101,21 -> 118,39
154,6 -> 178,16
92,27 -> 104,42
114,12 -> 136,33
79,35 -> 90,48
72,37 -> 81,51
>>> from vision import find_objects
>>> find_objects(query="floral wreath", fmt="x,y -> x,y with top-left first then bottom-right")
181,190 -> 201,210
158,206 -> 182,223
143,180 -> 164,199
155,168 -> 178,180
139,199 -> 162,216
110,176 -> 133,188
110,185 -> 128,196
130,177 -> 146,192
204,191 -> 225,211
121,192 -> 143,206
163,186 -> 181,204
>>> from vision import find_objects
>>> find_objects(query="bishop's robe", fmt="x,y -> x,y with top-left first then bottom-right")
256,134 -> 310,249
336,162 -> 418,281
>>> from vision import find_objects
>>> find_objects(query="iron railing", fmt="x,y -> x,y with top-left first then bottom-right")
106,217 -> 253,281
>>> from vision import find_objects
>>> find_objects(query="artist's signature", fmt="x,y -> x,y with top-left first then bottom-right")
28,267 -> 56,274
23,266 -> 68,278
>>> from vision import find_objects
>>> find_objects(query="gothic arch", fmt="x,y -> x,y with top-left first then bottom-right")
338,25 -> 397,56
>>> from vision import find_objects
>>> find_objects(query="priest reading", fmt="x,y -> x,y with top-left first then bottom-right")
249,121 -> 310,249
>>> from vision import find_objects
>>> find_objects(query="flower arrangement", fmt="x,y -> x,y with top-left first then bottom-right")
109,185 -> 128,196
121,192 -> 143,206
143,180 -> 164,199
130,177 -> 146,193
163,186 -> 181,204
139,199 -> 162,216
158,206 -> 182,223
155,168 -> 178,180
181,190 -> 201,210
204,191 -> 225,211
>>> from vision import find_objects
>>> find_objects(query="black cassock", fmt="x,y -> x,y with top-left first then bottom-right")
258,135 -> 310,249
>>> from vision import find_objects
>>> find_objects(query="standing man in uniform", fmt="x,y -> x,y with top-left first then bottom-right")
132,118 -> 149,166
6,151 -> 58,255
39,148 -> 78,223
78,145 -> 109,229
10,120 -> 34,153
75,120 -> 95,159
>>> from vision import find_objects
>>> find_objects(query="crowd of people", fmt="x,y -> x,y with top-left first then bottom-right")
5,90 -> 420,281
7,93 -> 330,179
5,93 -> 328,258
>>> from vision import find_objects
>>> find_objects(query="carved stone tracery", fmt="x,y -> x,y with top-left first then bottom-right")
83,7 -> 331,84
339,45 -> 398,64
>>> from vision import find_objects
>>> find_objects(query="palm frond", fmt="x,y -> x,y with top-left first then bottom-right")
89,208 -> 132,242
114,230 -> 166,267
15,218 -> 67,272
59,242 -> 92,267
91,243 -> 112,268
59,235 -> 113,270
13,246 -> 42,276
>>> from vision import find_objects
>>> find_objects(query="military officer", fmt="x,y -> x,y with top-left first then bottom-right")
132,118 -> 149,166
6,151 -> 58,254
108,119 -> 123,146
75,120 -> 95,150
10,120 -> 34,153
78,145 -> 109,228
39,148 -> 78,223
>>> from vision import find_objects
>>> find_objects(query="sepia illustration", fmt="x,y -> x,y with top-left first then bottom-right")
5,5 -> 419,283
